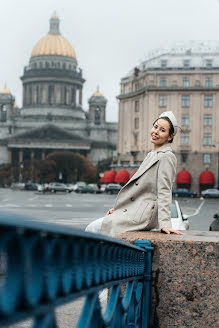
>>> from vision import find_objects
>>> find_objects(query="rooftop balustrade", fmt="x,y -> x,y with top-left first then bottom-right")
0,211 -> 153,328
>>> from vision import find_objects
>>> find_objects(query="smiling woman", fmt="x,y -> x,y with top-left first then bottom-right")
86,111 -> 183,236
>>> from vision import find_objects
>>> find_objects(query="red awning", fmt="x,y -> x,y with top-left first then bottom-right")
177,170 -> 191,184
114,170 -> 130,183
199,171 -> 214,185
100,170 -> 116,183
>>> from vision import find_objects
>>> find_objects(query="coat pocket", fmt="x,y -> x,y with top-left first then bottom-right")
132,200 -> 155,224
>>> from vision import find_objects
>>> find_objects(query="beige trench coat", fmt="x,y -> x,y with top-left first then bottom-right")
100,144 -> 177,237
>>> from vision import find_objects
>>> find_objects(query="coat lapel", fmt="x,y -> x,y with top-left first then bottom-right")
126,144 -> 173,187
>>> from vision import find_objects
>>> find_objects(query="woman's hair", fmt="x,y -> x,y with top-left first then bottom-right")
153,116 -> 174,143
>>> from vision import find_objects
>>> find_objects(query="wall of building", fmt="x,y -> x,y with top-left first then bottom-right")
116,53 -> 219,192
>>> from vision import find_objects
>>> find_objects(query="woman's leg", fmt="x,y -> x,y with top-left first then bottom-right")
85,217 -> 105,234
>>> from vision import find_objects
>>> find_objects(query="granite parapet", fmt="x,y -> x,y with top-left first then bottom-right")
118,230 -> 219,328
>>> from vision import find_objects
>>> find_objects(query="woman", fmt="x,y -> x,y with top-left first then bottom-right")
86,111 -> 182,236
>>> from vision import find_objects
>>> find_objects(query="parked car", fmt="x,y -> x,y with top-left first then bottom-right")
87,184 -> 101,194
24,182 -> 39,191
100,184 -> 107,193
65,184 -> 75,192
48,182 -> 71,193
171,200 -> 189,230
75,185 -> 88,193
209,213 -> 219,231
172,188 -> 197,198
73,181 -> 87,192
201,189 -> 219,198
105,184 -> 122,195
10,182 -> 25,190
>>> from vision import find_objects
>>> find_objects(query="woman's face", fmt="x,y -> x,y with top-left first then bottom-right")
150,118 -> 173,149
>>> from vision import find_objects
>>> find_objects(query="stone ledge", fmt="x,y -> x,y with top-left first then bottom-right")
118,231 -> 219,328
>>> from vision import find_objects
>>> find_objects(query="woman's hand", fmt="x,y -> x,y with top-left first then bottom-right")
161,227 -> 183,235
106,208 -> 114,216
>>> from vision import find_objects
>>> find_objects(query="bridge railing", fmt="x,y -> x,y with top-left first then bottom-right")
0,212 -> 154,328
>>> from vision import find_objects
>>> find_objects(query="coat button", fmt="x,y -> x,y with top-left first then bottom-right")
123,209 -> 127,212
131,197 -> 134,201
135,182 -> 139,186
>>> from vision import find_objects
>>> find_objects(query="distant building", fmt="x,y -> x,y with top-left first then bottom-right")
0,13 -> 117,172
115,45 -> 219,193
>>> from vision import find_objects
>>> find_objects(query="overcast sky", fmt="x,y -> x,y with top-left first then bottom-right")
1,0 -> 219,122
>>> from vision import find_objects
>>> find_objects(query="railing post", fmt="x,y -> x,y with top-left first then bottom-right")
134,240 -> 154,328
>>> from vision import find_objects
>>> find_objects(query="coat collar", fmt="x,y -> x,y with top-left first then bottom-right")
126,144 -> 173,186
154,143 -> 173,153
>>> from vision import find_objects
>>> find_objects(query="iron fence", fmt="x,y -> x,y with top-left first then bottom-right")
0,211 -> 153,328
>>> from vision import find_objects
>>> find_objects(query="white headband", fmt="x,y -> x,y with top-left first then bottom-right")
159,111 -> 178,135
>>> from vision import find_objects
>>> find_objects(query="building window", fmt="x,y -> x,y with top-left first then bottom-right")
160,77 -> 167,87
134,83 -> 139,91
134,118 -> 139,130
182,95 -> 190,107
134,100 -> 139,112
183,77 -> 190,87
95,107 -> 101,125
134,132 -> 139,146
183,60 -> 190,68
204,114 -> 212,126
205,77 -> 212,88
204,133 -> 212,145
206,59 -> 213,68
181,153 -> 188,163
48,85 -> 55,105
203,153 -> 211,164
161,60 -> 167,68
204,95 -> 213,107
159,95 -> 167,107
181,114 -> 189,126
181,133 -> 189,145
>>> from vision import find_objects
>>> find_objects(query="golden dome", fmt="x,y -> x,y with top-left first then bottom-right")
31,14 -> 76,58
93,86 -> 103,97
31,34 -> 76,58
0,82 -> 11,94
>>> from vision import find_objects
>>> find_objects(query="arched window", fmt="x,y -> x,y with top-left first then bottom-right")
95,107 -> 101,125
45,62 -> 49,68
63,63 -> 66,70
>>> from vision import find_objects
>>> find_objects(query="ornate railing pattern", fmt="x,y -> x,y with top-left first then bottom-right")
0,212 -> 154,328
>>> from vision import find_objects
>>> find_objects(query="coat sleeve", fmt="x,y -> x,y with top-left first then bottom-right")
157,153 -> 177,230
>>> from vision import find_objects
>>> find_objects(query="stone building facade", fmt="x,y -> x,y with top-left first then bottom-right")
115,46 -> 219,193
0,14 -> 117,172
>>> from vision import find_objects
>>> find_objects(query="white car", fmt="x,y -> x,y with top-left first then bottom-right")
171,200 -> 189,230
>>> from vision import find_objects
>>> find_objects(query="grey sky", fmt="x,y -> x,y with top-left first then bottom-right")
0,0 -> 219,122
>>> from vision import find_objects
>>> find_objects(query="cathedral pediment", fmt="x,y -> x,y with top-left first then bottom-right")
8,124 -> 89,143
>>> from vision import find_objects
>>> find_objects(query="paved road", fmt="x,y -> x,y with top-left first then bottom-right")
0,188 -> 218,231
1,189 -> 218,327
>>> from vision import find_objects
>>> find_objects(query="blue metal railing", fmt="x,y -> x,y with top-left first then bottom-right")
0,211 -> 154,328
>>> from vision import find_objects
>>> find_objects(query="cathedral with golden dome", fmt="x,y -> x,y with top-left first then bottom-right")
0,14 -> 117,170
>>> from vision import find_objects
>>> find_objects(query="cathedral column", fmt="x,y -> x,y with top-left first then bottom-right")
19,150 -> 23,163
41,150 -> 46,160
8,150 -> 12,164
31,150 -> 35,161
